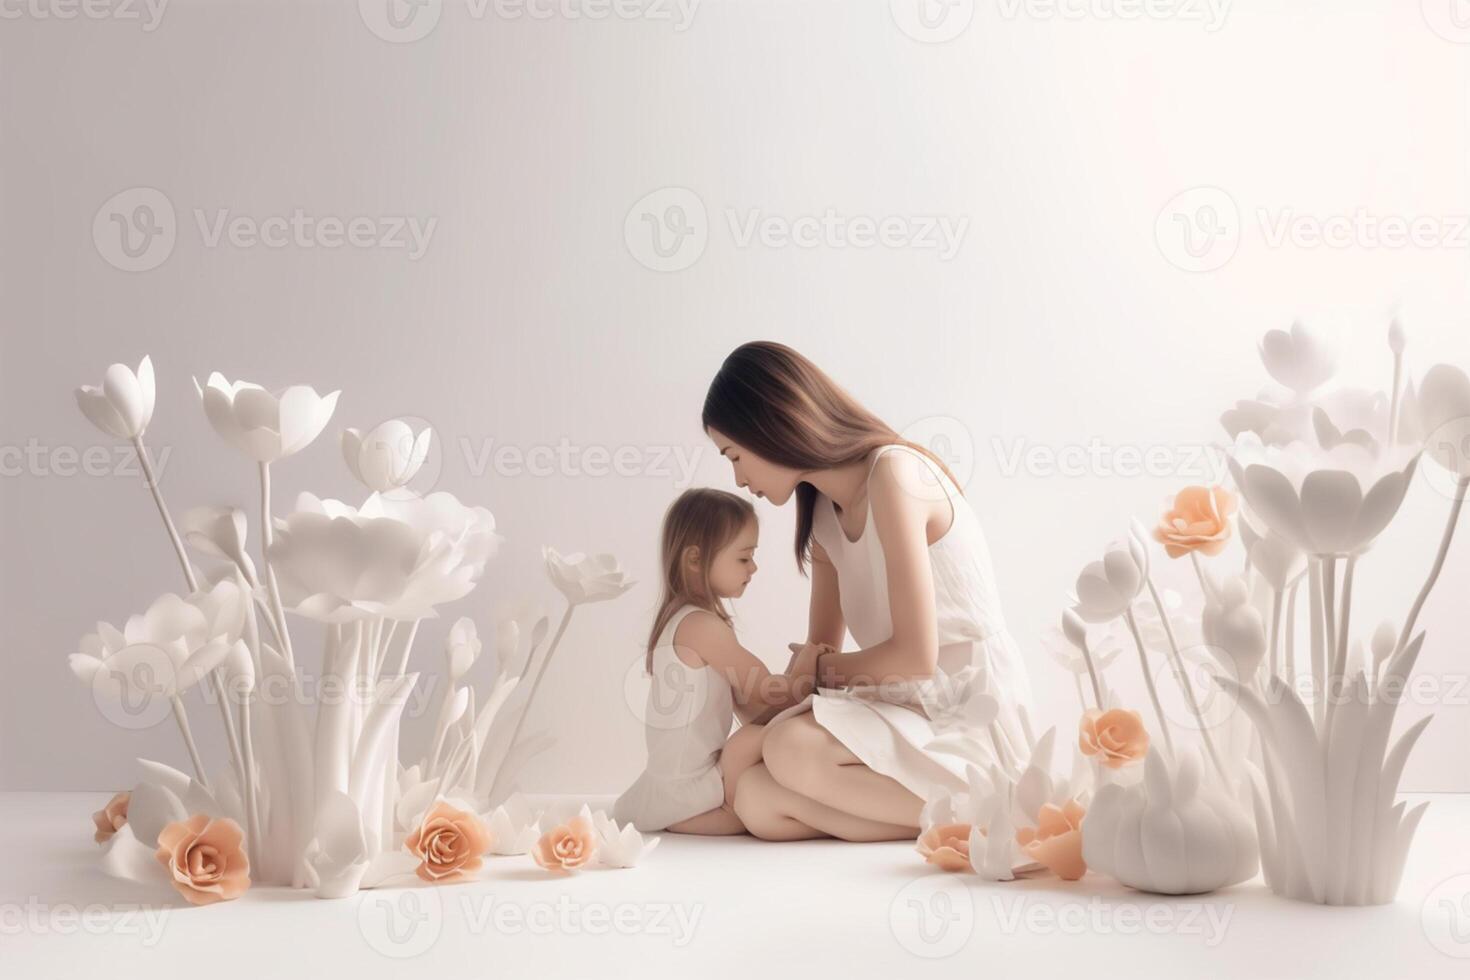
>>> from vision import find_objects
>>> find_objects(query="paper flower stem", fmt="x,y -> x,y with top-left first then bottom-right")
489,603 -> 574,802
170,695 -> 210,791
1123,605 -> 1175,758
1319,555 -> 1338,732
258,461 -> 296,673
1325,555 -> 1357,733
1267,588 -> 1284,683
1394,474 -> 1469,660
1076,635 -> 1103,707
1189,552 -> 1215,603
1071,673 -> 1089,714
1144,576 -> 1224,779
1387,349 -> 1403,448
391,619 -> 422,678
1308,558 -> 1326,729
239,695 -> 261,865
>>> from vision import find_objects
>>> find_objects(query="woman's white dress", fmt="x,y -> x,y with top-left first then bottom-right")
612,604 -> 735,831
773,443 -> 1035,801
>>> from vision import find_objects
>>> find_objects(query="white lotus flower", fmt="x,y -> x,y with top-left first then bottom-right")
544,547 -> 636,605
590,810 -> 659,868
342,420 -> 432,493
1227,432 -> 1419,556
1416,364 -> 1470,478
269,492 -> 498,622
1259,322 -> 1336,394
1070,527 -> 1149,624
485,795 -> 544,855
76,356 -> 155,440
195,372 -> 340,462
1201,576 -> 1266,680
180,505 -> 257,579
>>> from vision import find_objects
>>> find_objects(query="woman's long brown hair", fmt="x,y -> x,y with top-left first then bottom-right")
701,341 -> 961,574
646,488 -> 757,672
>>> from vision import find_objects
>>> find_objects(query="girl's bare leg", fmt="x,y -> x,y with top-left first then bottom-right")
733,763 -> 915,842
762,713 -> 923,830
719,723 -> 767,808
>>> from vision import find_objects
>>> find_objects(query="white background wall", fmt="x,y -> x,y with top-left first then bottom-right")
3,0 -> 1468,794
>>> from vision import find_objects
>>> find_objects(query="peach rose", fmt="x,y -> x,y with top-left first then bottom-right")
916,823 -> 972,872
1016,800 -> 1087,881
154,814 -> 250,906
1154,485 -> 1236,558
1079,708 -> 1149,769
532,815 -> 597,873
406,801 -> 493,883
92,791 -> 130,845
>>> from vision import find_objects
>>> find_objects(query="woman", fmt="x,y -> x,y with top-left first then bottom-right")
702,341 -> 1035,841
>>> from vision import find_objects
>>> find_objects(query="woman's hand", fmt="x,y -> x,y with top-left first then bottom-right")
785,641 -> 834,697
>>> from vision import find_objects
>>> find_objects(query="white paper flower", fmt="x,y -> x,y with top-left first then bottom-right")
195,372 -> 340,462
447,618 -> 481,682
485,795 -> 544,855
544,547 -> 636,605
1416,364 -> 1470,478
307,791 -> 371,899
76,356 -> 155,440
590,810 -> 659,868
180,505 -> 257,579
1259,321 -> 1336,394
1070,526 -> 1149,624
342,420 -> 432,493
1227,433 -> 1419,556
1201,575 -> 1266,684
1238,512 -> 1304,591
269,492 -> 498,622
1081,748 -> 1257,895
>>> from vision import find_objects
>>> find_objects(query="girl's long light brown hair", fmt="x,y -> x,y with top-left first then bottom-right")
701,341 -> 961,574
646,488 -> 757,672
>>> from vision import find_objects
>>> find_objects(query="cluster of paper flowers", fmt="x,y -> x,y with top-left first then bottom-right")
70,356 -> 637,905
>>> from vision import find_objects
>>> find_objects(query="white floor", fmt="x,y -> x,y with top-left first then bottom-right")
3,791 -> 1469,979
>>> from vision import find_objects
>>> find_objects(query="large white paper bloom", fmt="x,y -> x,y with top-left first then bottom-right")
342,420 -> 432,493
75,356 -> 155,440
1259,321 -> 1336,394
269,492 -> 498,622
1227,433 -> 1419,556
543,547 -> 635,605
195,372 -> 340,462
1070,528 -> 1149,624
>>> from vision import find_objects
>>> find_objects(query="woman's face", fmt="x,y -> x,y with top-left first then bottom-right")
706,427 -> 803,505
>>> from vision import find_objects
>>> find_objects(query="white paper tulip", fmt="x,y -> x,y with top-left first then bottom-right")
342,420 -> 432,492
1416,364 -> 1470,477
1238,513 -> 1304,590
591,810 -> 659,868
76,356 -> 155,440
1259,321 -> 1336,394
195,372 -> 340,462
447,618 -> 481,682
544,547 -> 636,605
1082,748 -> 1257,895
1201,576 -> 1267,680
485,795 -> 544,855
180,505 -> 257,579
1070,530 -> 1148,623
1227,433 -> 1419,555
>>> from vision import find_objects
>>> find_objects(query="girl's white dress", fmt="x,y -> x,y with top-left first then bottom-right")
612,604 -> 735,832
772,443 -> 1036,801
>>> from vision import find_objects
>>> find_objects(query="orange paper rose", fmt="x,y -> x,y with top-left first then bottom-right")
92,791 -> 130,844
1016,800 -> 1087,881
916,823 -> 973,872
406,801 -> 493,883
1079,708 -> 1149,769
532,815 -> 597,872
154,814 -> 251,906
1154,485 -> 1236,558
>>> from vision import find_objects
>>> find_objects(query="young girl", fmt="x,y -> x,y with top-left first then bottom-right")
612,488 -> 829,835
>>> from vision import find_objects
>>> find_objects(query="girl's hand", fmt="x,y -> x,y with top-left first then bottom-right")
785,641 -> 833,681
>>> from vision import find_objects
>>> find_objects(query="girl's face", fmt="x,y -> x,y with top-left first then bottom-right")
706,428 -> 803,505
704,517 -> 759,598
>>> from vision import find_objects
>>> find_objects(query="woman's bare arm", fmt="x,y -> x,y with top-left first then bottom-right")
813,452 -> 944,687
806,538 -> 846,650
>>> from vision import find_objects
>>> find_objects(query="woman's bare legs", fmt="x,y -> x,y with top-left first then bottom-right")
667,805 -> 746,836
733,763 -> 915,841
719,723 -> 767,808
761,713 -> 924,830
